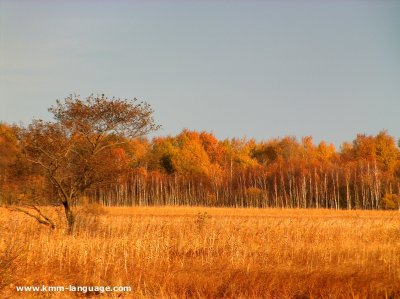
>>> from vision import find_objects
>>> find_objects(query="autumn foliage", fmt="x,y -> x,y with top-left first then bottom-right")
1,96 -> 400,298
1,120 -> 400,210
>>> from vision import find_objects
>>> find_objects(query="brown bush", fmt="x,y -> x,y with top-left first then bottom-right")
382,194 -> 400,210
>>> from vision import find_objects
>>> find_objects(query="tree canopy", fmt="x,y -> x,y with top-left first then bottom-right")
14,95 -> 159,233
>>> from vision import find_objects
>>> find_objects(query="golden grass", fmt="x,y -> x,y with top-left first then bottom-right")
0,206 -> 399,298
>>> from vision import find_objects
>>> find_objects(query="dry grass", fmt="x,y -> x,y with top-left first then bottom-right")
0,206 -> 399,298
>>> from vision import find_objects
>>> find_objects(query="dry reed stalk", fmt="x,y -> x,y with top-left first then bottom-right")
0,207 -> 399,298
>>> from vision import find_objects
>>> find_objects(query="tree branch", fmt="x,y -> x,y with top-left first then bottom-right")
7,205 -> 55,229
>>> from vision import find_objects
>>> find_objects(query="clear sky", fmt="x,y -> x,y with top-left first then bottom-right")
1,1 -> 399,147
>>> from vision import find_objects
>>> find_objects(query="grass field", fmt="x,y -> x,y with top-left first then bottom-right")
0,206 -> 399,298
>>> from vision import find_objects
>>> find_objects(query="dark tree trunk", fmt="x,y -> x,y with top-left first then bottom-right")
62,200 -> 75,234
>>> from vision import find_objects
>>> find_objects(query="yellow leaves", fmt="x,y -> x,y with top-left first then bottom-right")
317,141 -> 336,162
150,130 -> 215,176
136,166 -> 148,177
375,131 -> 399,172
0,123 -> 19,167
127,138 -> 150,164
222,138 -> 258,169
173,130 -> 211,176
348,130 -> 399,172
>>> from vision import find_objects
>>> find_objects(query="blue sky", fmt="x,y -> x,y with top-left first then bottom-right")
1,1 -> 399,147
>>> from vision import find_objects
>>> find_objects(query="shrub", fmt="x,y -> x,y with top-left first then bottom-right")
382,194 -> 400,210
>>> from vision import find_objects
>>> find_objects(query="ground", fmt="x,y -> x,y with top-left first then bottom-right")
1,206 -> 399,298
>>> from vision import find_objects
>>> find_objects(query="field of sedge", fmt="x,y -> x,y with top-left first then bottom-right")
0,206 -> 399,298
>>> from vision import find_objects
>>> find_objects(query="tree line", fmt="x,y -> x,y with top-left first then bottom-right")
1,95 -> 400,220
86,130 -> 400,210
